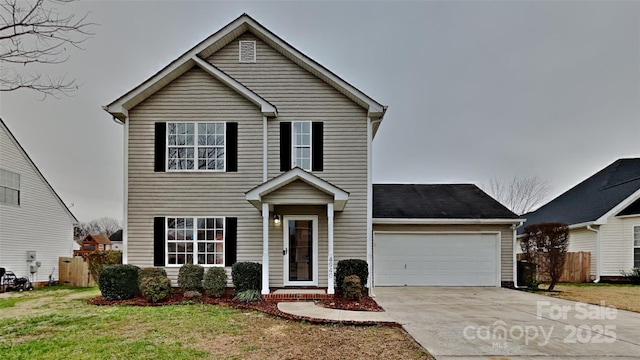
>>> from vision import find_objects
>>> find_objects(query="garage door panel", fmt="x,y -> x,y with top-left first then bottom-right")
374,233 -> 498,286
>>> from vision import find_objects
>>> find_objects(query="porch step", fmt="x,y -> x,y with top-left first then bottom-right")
263,289 -> 333,302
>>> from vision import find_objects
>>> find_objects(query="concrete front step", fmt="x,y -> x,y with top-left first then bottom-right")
262,288 -> 333,301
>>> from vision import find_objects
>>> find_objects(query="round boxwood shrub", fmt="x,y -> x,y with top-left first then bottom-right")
335,259 -> 368,292
139,267 -> 167,281
231,262 -> 262,293
98,264 -> 140,300
178,264 -> 204,291
203,267 -> 227,297
140,276 -> 172,303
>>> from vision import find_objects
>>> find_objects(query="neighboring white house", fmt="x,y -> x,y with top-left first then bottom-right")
521,158 -> 640,281
0,118 -> 77,284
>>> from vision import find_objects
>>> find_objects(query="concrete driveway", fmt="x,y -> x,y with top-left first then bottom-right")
374,287 -> 640,359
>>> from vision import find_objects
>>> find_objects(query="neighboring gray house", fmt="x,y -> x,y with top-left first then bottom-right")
108,230 -> 123,251
103,14 -> 522,295
0,118 -> 77,284
522,158 -> 640,281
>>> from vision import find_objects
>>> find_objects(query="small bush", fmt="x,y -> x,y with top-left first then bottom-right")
139,267 -> 167,281
231,262 -> 262,293
140,276 -> 171,303
183,290 -> 202,303
203,267 -> 227,297
98,264 -> 140,300
178,264 -> 204,291
234,289 -> 262,302
87,250 -> 122,283
621,268 -> 640,285
335,259 -> 368,292
342,275 -> 361,300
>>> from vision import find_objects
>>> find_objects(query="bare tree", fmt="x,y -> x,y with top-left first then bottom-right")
74,217 -> 121,243
485,176 -> 551,215
521,222 -> 570,291
0,0 -> 94,97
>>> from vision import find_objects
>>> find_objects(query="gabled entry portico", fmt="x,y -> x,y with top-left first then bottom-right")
245,168 -> 349,295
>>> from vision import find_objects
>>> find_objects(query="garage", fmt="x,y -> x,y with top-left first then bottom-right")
373,232 -> 499,286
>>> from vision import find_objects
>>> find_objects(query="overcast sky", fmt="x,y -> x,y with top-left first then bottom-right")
0,1 -> 638,223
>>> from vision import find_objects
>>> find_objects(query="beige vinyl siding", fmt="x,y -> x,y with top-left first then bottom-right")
0,125 -> 75,282
208,33 -> 369,267
372,224 -> 514,282
262,180 -> 333,204
127,67 -> 266,281
568,227 -> 597,276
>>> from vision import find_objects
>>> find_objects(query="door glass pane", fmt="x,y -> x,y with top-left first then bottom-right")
288,220 -> 313,282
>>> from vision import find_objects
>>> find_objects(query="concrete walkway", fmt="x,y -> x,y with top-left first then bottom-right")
277,302 -> 394,323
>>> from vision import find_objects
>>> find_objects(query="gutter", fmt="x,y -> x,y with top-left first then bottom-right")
512,221 -> 525,288
587,225 -> 600,282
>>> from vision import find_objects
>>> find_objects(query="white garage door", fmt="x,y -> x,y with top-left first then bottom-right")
374,233 -> 499,286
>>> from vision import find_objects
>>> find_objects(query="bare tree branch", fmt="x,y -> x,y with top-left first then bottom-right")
0,0 -> 94,98
74,217 -> 121,244
483,176 -> 552,215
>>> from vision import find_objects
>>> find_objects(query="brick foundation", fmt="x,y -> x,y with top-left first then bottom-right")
261,293 -> 334,302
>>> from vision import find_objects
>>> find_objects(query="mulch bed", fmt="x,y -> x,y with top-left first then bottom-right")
88,290 -> 393,326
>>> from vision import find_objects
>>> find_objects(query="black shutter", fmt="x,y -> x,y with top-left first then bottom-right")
280,122 -> 291,171
226,122 -> 238,172
311,122 -> 323,172
153,217 -> 165,266
225,217 -> 238,266
154,122 -> 166,172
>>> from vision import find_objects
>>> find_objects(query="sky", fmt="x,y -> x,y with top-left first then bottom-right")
0,0 -> 638,223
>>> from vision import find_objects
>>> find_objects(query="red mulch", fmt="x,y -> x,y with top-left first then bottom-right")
87,290 -> 394,326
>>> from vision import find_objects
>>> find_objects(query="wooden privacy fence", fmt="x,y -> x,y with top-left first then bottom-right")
518,251 -> 591,283
59,257 -> 95,287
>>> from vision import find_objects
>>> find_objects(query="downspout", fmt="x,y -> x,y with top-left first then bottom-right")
512,221 -> 524,288
367,117 -> 383,297
587,225 -> 600,283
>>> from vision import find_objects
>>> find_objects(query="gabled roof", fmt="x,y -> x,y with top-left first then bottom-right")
523,158 -> 640,230
104,13 -> 386,125
245,167 -> 349,211
83,234 -> 112,245
373,184 -> 519,220
109,229 -> 123,242
0,118 -> 77,224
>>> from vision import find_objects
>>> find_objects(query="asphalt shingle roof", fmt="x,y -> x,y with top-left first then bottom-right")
522,158 -> 640,230
373,184 -> 518,219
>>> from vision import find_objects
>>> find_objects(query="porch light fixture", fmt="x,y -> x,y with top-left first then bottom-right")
274,214 -> 281,225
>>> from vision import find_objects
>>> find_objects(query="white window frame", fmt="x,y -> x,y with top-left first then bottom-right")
283,215 -> 319,286
634,226 -> 640,268
238,40 -> 257,63
291,121 -> 312,171
166,122 -> 226,172
165,216 -> 225,267
0,168 -> 20,206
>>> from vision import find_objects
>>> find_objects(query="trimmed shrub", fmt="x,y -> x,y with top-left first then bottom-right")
335,259 -> 368,292
231,262 -> 262,293
178,264 -> 204,291
87,250 -> 122,283
203,267 -> 227,297
140,276 -> 171,303
98,264 -> 140,300
139,267 -> 167,281
342,275 -> 361,300
234,289 -> 262,302
621,268 -> 640,285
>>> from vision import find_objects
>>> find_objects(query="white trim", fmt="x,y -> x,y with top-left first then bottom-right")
283,215 -> 319,286
366,118 -> 378,295
327,203 -> 334,295
373,218 -> 525,225
291,121 -> 312,171
262,203 -> 270,294
595,188 -> 640,225
165,121 -> 226,172
238,40 -> 257,63
245,167 -> 349,211
615,214 -> 640,219
162,215 -> 226,267
262,115 -> 268,182
123,118 -> 129,264
372,230 -> 501,287
512,221 -> 524,288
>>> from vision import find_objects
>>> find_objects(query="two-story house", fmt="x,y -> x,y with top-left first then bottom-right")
104,14 -> 522,295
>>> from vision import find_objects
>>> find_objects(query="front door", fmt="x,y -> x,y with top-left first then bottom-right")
283,216 -> 318,286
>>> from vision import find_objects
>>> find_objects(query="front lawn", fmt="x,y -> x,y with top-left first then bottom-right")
0,287 -> 430,359
536,283 -> 640,313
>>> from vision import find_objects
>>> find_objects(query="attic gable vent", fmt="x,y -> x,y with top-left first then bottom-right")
239,40 -> 256,63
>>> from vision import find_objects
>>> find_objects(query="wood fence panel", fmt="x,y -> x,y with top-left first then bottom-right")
517,252 -> 591,283
58,257 -> 95,287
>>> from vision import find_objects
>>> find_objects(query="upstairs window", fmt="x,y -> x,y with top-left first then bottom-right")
0,169 -> 20,205
292,121 -> 311,170
167,122 -> 225,171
